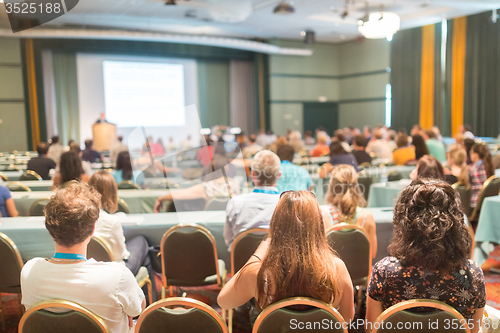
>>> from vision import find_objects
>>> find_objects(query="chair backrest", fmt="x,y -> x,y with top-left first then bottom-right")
0,172 -> 8,181
359,162 -> 372,168
0,232 -> 24,294
20,171 -> 42,181
161,224 -> 221,287
357,176 -> 373,201
3,164 -> 20,172
117,198 -> 130,214
204,197 -> 230,211
452,183 -> 472,217
371,299 -> 470,333
117,181 -> 140,190
29,198 -> 51,216
326,223 -> 371,286
231,228 -> 268,275
19,300 -> 110,333
151,180 -> 181,190
5,181 -> 31,192
253,297 -> 347,333
135,297 -> 227,333
470,175 -> 500,221
87,236 -> 114,262
387,170 -> 402,182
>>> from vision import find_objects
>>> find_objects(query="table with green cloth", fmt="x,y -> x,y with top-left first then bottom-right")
0,207 -> 395,272
367,181 -> 408,207
11,189 -> 175,216
475,196 -> 500,264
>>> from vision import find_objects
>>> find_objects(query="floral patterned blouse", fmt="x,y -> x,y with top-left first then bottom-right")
368,256 -> 486,320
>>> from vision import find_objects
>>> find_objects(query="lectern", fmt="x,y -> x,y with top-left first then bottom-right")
92,122 -> 116,152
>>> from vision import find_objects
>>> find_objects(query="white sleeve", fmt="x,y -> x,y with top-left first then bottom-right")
116,267 -> 145,317
112,215 -> 130,261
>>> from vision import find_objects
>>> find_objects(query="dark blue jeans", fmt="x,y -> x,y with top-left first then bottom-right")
125,235 -> 158,303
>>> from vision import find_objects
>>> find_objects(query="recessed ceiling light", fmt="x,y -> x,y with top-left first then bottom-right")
274,1 -> 295,15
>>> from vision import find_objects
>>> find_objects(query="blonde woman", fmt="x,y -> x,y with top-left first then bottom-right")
89,170 -> 157,301
325,164 -> 377,258
444,148 -> 470,188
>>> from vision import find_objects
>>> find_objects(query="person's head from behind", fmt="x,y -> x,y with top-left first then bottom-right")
354,135 -> 366,149
448,148 -> 470,188
317,134 -> 327,145
277,144 -> 295,163
454,132 -> 464,146
325,164 -> 366,220
89,171 -> 118,214
44,182 -> 101,248
334,130 -> 345,143
470,143 -> 494,178
59,151 -> 84,184
389,178 -> 470,274
257,191 -> 339,309
304,130 -> 312,138
411,155 -> 444,181
116,151 -> 133,180
37,142 -> 49,156
117,135 -> 123,142
363,126 -> 372,137
84,140 -> 93,150
411,124 -> 421,136
373,129 -> 383,140
249,134 -> 257,144
289,131 -> 301,141
51,136 -> 59,145
251,150 -> 281,187
396,133 -> 409,149
69,142 -> 81,156
411,134 -> 428,155
329,141 -> 347,156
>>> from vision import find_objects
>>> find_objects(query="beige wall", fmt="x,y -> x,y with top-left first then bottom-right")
0,38 -> 28,152
269,38 -> 390,135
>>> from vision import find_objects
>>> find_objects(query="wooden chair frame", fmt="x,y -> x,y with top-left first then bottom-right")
117,198 -> 130,214
135,297 -> 228,333
117,181 -> 140,190
21,170 -> 42,181
0,172 -> 8,181
19,300 -> 109,333
160,224 -> 226,298
371,299 -> 471,333
204,196 -> 231,211
90,235 -> 115,262
5,181 -> 32,192
29,198 -> 51,216
253,297 -> 348,333
0,232 -> 25,330
469,175 -> 499,222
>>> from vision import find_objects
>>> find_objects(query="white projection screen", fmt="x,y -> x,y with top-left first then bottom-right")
102,61 -> 186,128
76,54 -> 200,151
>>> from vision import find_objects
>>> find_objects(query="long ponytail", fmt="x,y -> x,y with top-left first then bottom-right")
473,144 -> 494,178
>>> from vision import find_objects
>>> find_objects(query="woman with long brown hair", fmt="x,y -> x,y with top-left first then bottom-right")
89,170 -> 157,301
217,191 -> 354,322
325,164 -> 377,258
366,179 -> 485,333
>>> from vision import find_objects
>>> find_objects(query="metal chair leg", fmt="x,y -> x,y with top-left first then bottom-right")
228,309 -> 233,333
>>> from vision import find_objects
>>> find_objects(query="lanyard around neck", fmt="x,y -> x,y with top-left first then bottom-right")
53,252 -> 87,261
253,188 -> 279,195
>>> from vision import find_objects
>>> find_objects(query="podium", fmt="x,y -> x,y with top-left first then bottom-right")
92,122 -> 116,152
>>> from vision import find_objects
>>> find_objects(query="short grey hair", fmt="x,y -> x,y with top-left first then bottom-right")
251,150 -> 281,186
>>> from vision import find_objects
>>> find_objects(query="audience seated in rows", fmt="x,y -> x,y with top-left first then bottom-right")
154,145 -> 240,212
242,134 -> 263,158
112,151 -> 143,186
392,133 -> 415,165
288,131 -> 304,153
181,135 -> 193,151
423,130 -> 447,163
310,134 -> 329,157
82,139 -> 103,163
325,164 -> 377,257
444,147 -> 470,187
366,129 -> 392,159
319,141 -> 359,178
218,191 -> 355,322
47,135 -> 65,166
110,136 -> 128,163
0,184 -> 18,217
89,171 -> 157,301
27,142 -> 56,180
224,150 -> 281,248
469,143 -> 494,209
351,135 -> 372,165
304,130 -> 316,145
366,179 -> 484,333
276,145 -> 313,193
52,151 -> 89,189
411,134 -> 429,160
21,182 -> 145,333
334,130 -> 352,153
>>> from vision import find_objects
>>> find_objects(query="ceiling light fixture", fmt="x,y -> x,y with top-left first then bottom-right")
274,1 -> 295,15
358,11 -> 400,39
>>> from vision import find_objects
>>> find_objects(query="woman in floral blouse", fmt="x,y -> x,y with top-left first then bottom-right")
366,179 -> 485,333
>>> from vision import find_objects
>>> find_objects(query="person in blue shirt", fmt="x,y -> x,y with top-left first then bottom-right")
0,185 -> 18,217
111,151 -> 144,187
276,144 -> 313,193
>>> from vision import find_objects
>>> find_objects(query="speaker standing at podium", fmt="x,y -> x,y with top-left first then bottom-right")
93,113 -> 117,152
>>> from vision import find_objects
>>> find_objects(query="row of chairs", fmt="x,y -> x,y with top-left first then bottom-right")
18,296 -> 474,333
28,198 -> 132,216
